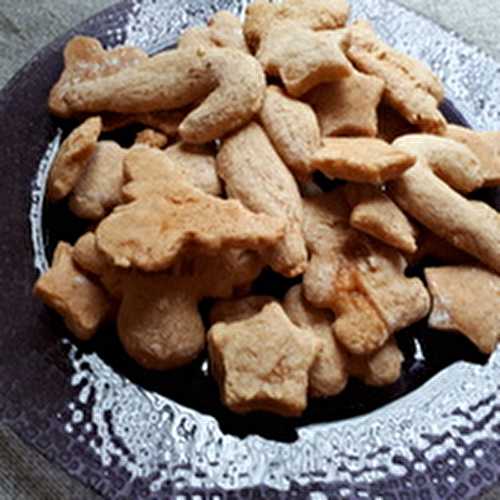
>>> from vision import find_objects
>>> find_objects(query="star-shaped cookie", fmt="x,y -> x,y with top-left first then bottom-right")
208,302 -> 321,416
306,70 -> 385,137
257,22 -> 352,96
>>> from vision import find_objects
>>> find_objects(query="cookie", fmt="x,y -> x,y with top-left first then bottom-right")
217,122 -> 308,277
425,266 -> 500,354
208,302 -> 321,416
63,48 -> 266,144
259,86 -> 321,181
283,285 -> 348,398
178,49 -> 266,143
343,183 -> 418,254
306,70 -> 384,137
347,21 -> 446,134
257,23 -> 352,97
33,242 -> 110,341
46,116 -> 102,202
445,125 -> 500,187
69,140 -> 127,220
244,0 -> 350,52
394,134 -> 484,193
179,11 -> 249,53
49,36 -> 148,118
118,273 -> 205,371
388,161 -> 500,274
62,48 -> 214,114
312,137 -> 416,184
165,142 -> 222,196
97,152 -> 286,273
135,129 -> 168,149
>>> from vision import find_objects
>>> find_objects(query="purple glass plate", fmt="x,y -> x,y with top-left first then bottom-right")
1,0 -> 500,498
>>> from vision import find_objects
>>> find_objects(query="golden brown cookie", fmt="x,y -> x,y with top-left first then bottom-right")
61,48 -> 214,114
33,242 -> 110,341
302,192 -> 351,309
393,134 -> 484,193
445,125 -> 500,187
348,338 -> 404,387
73,232 -> 127,300
178,11 -> 249,53
259,86 -> 320,181
46,116 -> 102,202
343,184 -> 418,254
49,36 -> 148,118
96,167 -> 285,271
312,137 -> 416,184
283,285 -> 348,398
217,122 -> 307,277
347,21 -> 446,134
116,246 -> 265,372
73,232 -> 108,276
303,191 -> 430,355
135,129 -> 168,149
243,0 -> 350,52
178,49 -> 266,143
257,23 -> 352,97
118,273 -> 205,371
123,145 -> 221,197
63,48 -> 266,144
306,70 -> 385,137
69,141 -> 126,220
164,142 -> 222,196
208,303 -> 321,416
388,161 -> 500,274
425,266 -> 500,354
122,146 -> 179,184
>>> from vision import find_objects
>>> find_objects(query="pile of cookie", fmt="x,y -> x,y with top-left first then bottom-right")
34,0 -> 500,417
